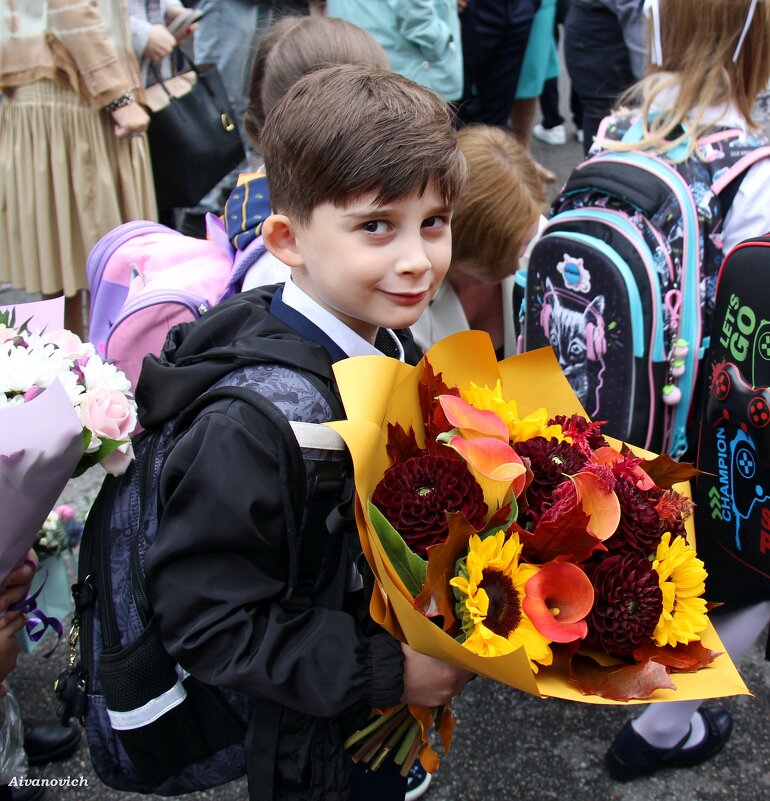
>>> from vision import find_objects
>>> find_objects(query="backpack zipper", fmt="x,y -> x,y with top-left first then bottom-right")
86,222 -> 175,303
131,431 -> 163,626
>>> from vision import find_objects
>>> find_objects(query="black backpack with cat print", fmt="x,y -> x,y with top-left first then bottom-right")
521,114 -> 770,456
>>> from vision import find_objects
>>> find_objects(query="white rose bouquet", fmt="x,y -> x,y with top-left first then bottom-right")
0,311 -> 137,476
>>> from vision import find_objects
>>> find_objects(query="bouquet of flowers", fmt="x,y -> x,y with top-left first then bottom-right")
0,298 -> 136,585
35,504 -> 85,558
1,307 -> 137,476
329,331 -> 748,776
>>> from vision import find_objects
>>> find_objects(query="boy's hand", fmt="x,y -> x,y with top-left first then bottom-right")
145,24 -> 176,60
399,644 -> 474,707
0,549 -> 37,612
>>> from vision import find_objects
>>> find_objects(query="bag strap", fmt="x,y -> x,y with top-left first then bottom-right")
173,386 -> 308,598
174,379 -> 347,609
147,49 -> 205,103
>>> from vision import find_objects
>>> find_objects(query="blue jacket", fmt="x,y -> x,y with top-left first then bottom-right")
327,0 -> 463,101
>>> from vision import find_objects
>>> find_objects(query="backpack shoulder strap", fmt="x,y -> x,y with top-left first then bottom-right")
173,385 -> 309,598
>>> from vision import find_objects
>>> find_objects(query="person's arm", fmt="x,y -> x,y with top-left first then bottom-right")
48,0 -> 136,108
128,13 -> 153,62
391,0 -> 456,61
0,550 -> 37,693
611,0 -> 647,80
147,402 -> 406,716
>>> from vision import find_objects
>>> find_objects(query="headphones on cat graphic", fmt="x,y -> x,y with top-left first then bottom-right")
539,291 -> 607,362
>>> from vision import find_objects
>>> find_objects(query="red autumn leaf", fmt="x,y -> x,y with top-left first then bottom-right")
632,452 -> 702,489
413,512 -> 476,632
632,640 -> 722,673
569,654 -> 676,701
385,422 -> 423,464
418,360 -> 460,453
520,505 -> 608,564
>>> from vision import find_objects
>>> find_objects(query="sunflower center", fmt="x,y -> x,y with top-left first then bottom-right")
479,568 -> 522,637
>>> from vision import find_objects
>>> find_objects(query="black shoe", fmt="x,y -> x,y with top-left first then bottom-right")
23,720 -> 80,767
606,707 -> 733,781
9,786 -> 45,801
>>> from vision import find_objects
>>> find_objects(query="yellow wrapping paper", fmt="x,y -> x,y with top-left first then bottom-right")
329,331 -> 750,704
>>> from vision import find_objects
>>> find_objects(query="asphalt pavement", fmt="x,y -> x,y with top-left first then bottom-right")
5,114 -> 770,801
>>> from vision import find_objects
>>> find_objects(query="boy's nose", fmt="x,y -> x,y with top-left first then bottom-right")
394,239 -> 432,276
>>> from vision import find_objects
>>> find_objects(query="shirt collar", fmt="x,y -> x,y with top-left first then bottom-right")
281,278 -> 404,361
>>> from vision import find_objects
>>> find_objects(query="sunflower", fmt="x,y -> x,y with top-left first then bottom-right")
651,532 -> 709,647
450,532 -> 553,669
460,381 -> 568,444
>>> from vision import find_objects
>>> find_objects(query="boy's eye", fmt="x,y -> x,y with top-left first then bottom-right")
422,215 -> 449,229
361,220 -> 389,234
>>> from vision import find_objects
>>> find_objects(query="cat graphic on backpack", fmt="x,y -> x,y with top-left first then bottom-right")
523,112 -> 770,456
539,278 -> 606,416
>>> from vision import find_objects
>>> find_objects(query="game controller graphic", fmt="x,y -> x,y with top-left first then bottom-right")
708,362 -> 770,439
752,320 -> 770,388
707,361 -> 770,550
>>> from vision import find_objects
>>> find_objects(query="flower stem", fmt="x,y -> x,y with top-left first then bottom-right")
393,720 -> 420,766
399,729 -> 425,778
352,706 -> 411,763
368,715 -> 415,772
343,704 -> 405,751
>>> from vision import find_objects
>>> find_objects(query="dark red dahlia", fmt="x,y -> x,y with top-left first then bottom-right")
514,436 -> 588,521
585,553 -> 663,656
371,454 -> 487,557
606,477 -> 664,556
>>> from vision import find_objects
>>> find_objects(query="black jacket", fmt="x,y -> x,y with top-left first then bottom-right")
139,288 -> 417,800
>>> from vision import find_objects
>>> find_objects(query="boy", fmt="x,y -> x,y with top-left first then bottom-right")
139,65 -> 471,801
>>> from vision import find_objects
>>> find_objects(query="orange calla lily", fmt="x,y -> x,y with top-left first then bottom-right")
440,433 -> 527,513
570,471 -> 621,540
522,562 -> 594,643
443,434 -> 526,486
437,394 -> 509,441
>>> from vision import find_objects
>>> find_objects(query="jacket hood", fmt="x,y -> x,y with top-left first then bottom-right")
135,287 -> 334,428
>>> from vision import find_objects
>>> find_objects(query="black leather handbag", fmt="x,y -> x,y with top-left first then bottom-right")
145,52 -> 246,209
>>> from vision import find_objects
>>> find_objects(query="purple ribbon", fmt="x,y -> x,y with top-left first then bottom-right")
8,563 -> 64,657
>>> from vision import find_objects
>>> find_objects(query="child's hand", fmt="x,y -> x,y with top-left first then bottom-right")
0,549 -> 37,612
0,615 -> 25,688
399,644 -> 474,707
145,24 -> 176,60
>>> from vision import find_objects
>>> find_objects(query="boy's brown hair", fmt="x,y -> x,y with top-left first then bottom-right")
450,125 -> 546,282
242,15 -> 389,147
261,64 -> 467,224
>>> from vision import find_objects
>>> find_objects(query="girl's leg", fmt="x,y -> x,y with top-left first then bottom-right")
633,601 -> 770,748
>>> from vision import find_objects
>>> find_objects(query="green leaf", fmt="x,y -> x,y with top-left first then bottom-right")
368,502 -> 427,597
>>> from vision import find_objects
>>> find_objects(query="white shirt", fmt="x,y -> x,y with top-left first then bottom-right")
281,277 -> 404,360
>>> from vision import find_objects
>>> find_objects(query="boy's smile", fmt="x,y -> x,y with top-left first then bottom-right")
266,185 -> 453,345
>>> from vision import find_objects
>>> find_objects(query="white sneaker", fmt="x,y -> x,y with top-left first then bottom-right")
532,123 -> 567,146
405,762 -> 433,800
575,128 -> 585,144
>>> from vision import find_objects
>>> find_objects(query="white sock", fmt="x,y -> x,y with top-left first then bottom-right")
630,601 -> 770,749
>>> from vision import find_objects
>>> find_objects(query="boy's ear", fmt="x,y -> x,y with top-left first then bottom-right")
262,214 -> 305,268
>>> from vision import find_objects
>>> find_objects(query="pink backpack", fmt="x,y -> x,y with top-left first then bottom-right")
87,215 -> 238,393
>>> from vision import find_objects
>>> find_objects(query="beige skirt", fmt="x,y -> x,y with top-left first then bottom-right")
0,80 -> 157,296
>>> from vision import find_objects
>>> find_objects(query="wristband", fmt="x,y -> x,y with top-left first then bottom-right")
105,91 -> 135,113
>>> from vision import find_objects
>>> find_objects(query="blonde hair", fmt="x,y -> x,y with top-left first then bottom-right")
450,125 -> 546,282
243,15 -> 388,147
603,0 -> 770,158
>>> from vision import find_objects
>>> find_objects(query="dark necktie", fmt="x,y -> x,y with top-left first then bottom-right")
374,328 -> 400,358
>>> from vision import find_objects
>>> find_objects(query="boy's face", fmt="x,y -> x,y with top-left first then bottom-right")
278,185 -> 452,344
